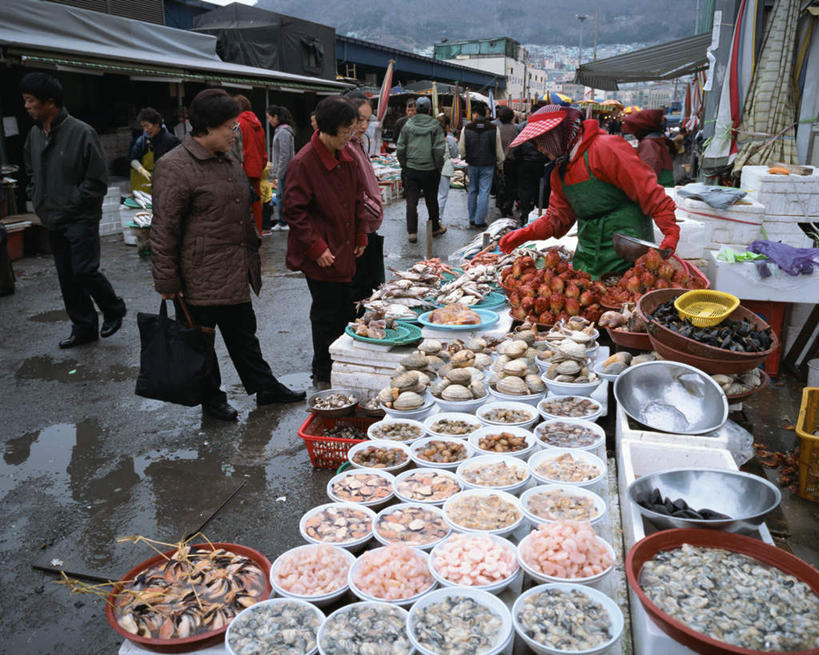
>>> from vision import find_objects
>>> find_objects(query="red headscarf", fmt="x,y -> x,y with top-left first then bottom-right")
621,109 -> 666,139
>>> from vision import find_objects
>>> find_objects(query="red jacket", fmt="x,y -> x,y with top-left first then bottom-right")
284,131 -> 368,283
637,136 -> 674,179
527,120 -> 678,248
238,110 -> 267,179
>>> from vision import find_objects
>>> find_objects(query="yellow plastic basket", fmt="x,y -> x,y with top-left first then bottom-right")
796,387 -> 819,503
674,290 -> 740,327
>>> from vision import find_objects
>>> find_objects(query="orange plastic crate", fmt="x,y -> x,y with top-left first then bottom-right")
298,413 -> 373,469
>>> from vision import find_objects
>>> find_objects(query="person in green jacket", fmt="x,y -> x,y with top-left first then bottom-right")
395,97 -> 447,243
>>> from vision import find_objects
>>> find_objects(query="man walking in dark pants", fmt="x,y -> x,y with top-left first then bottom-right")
21,73 -> 126,348
512,102 -> 549,224
395,96 -> 447,244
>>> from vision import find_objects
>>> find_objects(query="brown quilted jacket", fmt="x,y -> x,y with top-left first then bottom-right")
151,137 -> 261,306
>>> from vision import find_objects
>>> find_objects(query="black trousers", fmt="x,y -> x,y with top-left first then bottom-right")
48,222 -> 125,336
178,301 -> 278,404
404,168 -> 441,233
306,278 -> 354,382
351,233 -> 385,304
496,160 -> 518,216
517,160 -> 546,221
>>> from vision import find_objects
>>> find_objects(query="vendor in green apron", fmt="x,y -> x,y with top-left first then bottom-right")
622,108 -> 675,187
128,107 -> 181,194
499,106 -> 679,278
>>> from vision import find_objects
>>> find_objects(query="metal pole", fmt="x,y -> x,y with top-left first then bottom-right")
593,9 -> 599,60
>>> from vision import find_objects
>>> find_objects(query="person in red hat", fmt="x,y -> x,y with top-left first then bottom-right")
498,105 -> 679,278
622,109 -> 675,187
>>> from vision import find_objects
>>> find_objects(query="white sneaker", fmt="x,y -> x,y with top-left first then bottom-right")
271,224 -> 282,231
279,224 -> 289,231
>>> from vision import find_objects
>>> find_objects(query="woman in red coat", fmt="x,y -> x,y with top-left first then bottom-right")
235,95 -> 268,233
622,109 -> 675,187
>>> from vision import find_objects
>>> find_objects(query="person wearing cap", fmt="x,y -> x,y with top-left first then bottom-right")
621,109 -> 675,187
498,106 -> 679,278
395,96 -> 447,243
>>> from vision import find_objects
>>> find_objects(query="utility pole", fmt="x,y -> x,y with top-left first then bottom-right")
593,9 -> 599,60
576,14 -> 589,70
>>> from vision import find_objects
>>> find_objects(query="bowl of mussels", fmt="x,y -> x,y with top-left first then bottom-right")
307,389 -> 360,418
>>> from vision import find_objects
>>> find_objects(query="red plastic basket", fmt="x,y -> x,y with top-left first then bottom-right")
298,413 -> 374,469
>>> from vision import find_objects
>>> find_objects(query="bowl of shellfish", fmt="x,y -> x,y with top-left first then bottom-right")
381,391 -> 437,421
307,389 -> 360,418
476,401 -> 539,430
488,340 -> 548,407
225,597 -> 325,655
423,412 -> 482,439
326,468 -> 395,508
468,426 -> 539,460
367,418 -> 427,444
410,435 -> 473,471
348,440 -> 412,473
456,454 -> 532,495
268,544 -> 355,608
299,502 -> 378,552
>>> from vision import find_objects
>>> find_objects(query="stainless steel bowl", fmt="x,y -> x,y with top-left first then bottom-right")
306,388 -> 359,418
627,468 -> 781,532
614,361 -> 728,435
612,232 -> 658,262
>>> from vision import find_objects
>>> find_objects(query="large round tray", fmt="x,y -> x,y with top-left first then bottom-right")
626,529 -> 819,655
106,542 -> 271,653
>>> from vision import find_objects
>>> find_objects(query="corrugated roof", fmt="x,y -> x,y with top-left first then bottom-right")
574,33 -> 712,91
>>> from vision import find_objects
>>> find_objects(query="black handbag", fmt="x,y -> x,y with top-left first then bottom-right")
135,299 -> 215,406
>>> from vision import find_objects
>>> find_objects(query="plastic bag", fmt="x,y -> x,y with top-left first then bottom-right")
748,240 -> 819,276
676,183 -> 747,209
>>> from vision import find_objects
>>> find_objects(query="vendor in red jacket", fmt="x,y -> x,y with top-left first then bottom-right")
284,96 -> 368,384
500,106 -> 679,278
622,108 -> 675,187
235,95 -> 267,233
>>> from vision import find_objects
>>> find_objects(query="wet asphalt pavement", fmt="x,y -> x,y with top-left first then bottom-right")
1,188 -> 817,654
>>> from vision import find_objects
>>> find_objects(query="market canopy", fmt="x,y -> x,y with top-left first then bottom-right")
0,0 -> 349,92
574,33 -> 712,91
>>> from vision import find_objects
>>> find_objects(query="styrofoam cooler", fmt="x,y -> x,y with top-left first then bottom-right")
654,215 -> 706,259
675,194 -> 765,249
740,165 -> 819,215
120,207 -> 138,245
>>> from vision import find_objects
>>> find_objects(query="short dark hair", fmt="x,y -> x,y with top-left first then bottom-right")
19,72 -> 64,108
189,89 -> 240,137
314,96 -> 357,136
438,115 -> 451,128
498,106 -> 514,124
472,103 -> 487,117
137,107 -> 162,125
266,104 -> 294,126
234,94 -> 252,112
406,99 -> 416,107
344,90 -> 371,111
531,101 -> 548,112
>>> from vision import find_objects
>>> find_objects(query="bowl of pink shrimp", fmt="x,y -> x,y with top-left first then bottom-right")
348,543 -> 437,608
429,533 -> 520,595
269,544 -> 355,608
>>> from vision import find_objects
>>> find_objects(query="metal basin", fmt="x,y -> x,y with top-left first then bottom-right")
614,361 -> 728,435
612,232 -> 658,262
627,468 -> 781,532
306,388 -> 359,418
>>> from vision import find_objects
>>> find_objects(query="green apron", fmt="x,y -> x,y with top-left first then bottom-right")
129,146 -> 154,195
657,168 -> 675,187
561,151 -> 655,279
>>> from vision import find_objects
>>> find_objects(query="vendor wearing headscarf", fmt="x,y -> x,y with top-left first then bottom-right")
622,109 -> 675,187
499,106 -> 679,278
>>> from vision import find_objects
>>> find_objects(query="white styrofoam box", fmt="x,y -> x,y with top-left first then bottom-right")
740,165 -> 819,216
676,195 -> 764,248
762,222 -> 814,248
702,249 -> 819,303
654,215 -> 706,259
119,207 -> 137,246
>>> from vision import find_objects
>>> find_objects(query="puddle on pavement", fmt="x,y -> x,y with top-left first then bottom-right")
14,354 -> 138,383
28,309 -> 68,323
0,422 -> 78,497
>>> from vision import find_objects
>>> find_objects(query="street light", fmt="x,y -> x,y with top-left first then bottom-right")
576,14 -> 589,70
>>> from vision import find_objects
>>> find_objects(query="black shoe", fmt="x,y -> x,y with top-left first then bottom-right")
101,304 -> 126,338
59,330 -> 98,349
432,225 -> 447,237
202,400 -> 238,421
257,382 -> 307,406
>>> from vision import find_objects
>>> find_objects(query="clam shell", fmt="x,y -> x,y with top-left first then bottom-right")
462,366 -> 485,382
446,368 -> 473,385
493,355 -> 510,373
496,376 -> 527,395
473,353 -> 493,370
555,339 -> 587,360
393,391 -> 425,410
378,387 -> 394,405
502,359 -> 529,377
430,379 -> 451,398
524,374 -> 546,393
469,380 -> 486,398
401,352 -> 429,370
513,329 -> 536,346
391,371 -> 419,391
632,353 -> 659,365
425,355 -> 446,371
556,360 -> 582,375
499,339 -> 528,358
441,384 -> 473,401
464,337 -> 487,353
418,339 -> 442,355
451,349 -> 476,368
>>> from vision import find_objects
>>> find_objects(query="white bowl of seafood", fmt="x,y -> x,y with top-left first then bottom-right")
317,601 -> 412,655
367,418 -> 427,444
533,419 -> 605,458
442,488 -> 525,538
325,468 -> 395,508
517,520 -> 615,588
348,440 -> 412,473
372,502 -> 451,551
225,597 -> 325,655
299,502 -> 377,552
407,587 -> 514,655
537,396 -> 603,423
428,532 -> 520,595
423,412 -> 482,438
476,401 -> 539,430
410,435 -> 473,471
392,468 -> 462,506
527,448 -> 607,490
487,339 -> 548,407
512,583 -> 624,655
269,544 -> 355,608
456,454 -> 532,496
468,425 -> 538,460
348,544 -> 437,607
382,392 -> 437,420
519,485 -> 607,528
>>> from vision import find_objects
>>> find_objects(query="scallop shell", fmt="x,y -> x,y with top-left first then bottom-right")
441,384 -> 473,401
451,349 -> 476,368
418,339 -> 442,355
445,368 -> 473,385
393,391 -> 425,410
401,352 -> 429,370
502,359 -> 529,377
499,339 -> 528,358
496,376 -> 527,395
391,371 -> 419,391
524,374 -> 546,393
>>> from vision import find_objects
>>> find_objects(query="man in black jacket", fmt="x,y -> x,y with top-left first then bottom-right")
458,103 -> 504,227
511,102 -> 549,223
22,73 -> 126,348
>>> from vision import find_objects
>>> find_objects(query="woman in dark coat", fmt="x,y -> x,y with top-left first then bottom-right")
151,89 -> 304,421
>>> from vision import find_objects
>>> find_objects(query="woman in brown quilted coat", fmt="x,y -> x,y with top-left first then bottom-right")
151,89 -> 304,421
